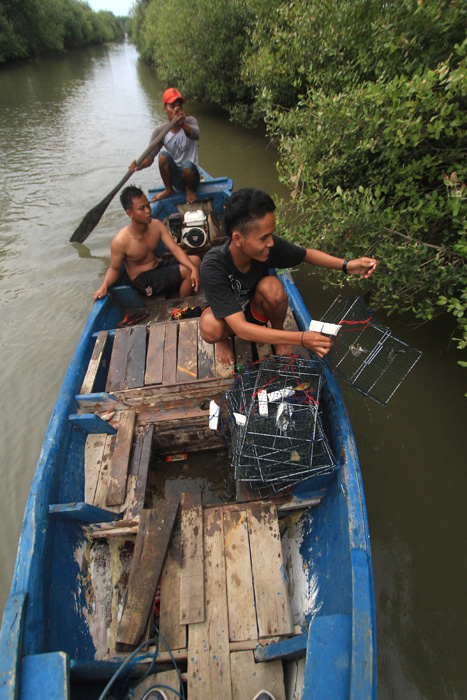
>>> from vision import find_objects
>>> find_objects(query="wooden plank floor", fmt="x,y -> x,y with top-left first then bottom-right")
184,500 -> 290,699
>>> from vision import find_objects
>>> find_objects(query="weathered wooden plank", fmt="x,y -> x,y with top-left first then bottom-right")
124,325 -> 147,389
116,502 -> 179,647
81,330 -> 109,395
197,326 -> 214,379
176,319 -> 198,383
247,503 -> 294,638
84,433 -> 107,505
106,409 -> 136,507
188,507 -> 232,700
106,328 -> 131,393
123,424 -> 153,518
92,433 -> 120,513
223,509 -> 257,642
230,650 -> 286,700
162,323 -> 178,385
145,324 -> 165,385
233,336 -> 253,368
179,492 -> 204,625
159,522 -> 187,651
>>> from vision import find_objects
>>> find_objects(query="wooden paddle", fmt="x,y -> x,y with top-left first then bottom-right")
70,116 -> 178,244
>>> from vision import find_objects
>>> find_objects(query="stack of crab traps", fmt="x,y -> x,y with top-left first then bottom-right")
225,355 -> 336,496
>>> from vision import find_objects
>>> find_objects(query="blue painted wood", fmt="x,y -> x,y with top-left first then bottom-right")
108,285 -> 142,308
19,653 -> 69,700
254,631 -> 307,662
6,298 -> 112,656
75,391 -> 118,403
0,593 -> 26,700
48,503 -> 121,524
68,414 -> 117,435
280,269 -> 377,699
302,614 -> 351,699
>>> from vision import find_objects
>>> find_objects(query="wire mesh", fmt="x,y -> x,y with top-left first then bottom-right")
225,355 -> 336,495
320,295 -> 422,404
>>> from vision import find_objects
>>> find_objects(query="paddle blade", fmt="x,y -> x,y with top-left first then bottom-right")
70,191 -> 116,244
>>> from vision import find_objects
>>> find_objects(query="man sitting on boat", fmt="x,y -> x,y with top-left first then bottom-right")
200,187 -> 377,365
93,185 -> 201,302
128,87 -> 200,204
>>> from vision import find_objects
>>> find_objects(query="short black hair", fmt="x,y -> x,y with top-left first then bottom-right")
120,185 -> 145,211
223,188 -> 276,238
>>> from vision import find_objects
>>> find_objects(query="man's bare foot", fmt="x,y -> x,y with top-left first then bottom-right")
274,343 -> 293,356
216,338 -> 235,365
151,187 -> 175,202
186,187 -> 197,204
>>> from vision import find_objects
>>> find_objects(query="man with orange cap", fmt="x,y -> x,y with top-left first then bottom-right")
129,88 -> 200,204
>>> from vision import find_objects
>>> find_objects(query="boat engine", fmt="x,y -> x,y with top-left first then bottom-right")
168,212 -> 183,242
181,210 -> 208,248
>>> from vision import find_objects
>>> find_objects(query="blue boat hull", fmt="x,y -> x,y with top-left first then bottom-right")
0,179 -> 376,700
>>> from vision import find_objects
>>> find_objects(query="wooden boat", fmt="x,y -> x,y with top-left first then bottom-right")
0,171 -> 376,700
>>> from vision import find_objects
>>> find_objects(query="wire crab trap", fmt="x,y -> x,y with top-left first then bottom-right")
225,355 -> 336,496
320,295 -> 422,405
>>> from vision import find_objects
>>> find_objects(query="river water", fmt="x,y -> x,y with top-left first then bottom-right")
0,41 -> 465,699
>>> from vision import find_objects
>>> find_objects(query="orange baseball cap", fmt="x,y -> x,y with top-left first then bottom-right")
163,88 -> 185,105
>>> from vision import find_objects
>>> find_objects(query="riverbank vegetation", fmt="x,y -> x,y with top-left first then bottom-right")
0,0 -> 125,63
130,0 -> 466,366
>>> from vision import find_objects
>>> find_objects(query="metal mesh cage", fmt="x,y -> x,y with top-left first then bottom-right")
225,355 -> 336,495
320,296 -> 422,405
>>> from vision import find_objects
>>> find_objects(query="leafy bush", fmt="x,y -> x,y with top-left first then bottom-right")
0,0 -> 125,63
271,44 -> 467,357
130,0 -> 253,108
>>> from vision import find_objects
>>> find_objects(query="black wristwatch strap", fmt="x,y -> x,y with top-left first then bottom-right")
342,259 -> 349,274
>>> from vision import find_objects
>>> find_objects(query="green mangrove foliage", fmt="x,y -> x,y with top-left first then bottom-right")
0,0 -> 125,63
127,0 -> 253,113
130,0 -> 467,365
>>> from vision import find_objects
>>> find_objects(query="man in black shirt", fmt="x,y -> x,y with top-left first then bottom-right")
200,188 -> 377,365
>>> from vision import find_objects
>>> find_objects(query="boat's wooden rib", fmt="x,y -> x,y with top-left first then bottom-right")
80,330 -> 109,394
106,408 -> 136,507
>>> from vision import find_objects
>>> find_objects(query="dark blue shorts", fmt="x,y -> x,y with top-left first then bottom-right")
159,150 -> 200,191
131,258 -> 182,297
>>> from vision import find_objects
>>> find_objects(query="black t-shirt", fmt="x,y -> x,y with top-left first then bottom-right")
200,234 -> 307,319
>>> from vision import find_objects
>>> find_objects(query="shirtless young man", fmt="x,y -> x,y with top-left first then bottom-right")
200,188 -> 377,365
93,185 -> 201,302
128,88 -> 200,204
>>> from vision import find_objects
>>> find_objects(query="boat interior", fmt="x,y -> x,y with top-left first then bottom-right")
57,282 -> 331,700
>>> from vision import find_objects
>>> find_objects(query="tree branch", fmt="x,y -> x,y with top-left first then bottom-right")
382,226 -> 443,251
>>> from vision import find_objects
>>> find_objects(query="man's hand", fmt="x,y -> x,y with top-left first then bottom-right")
191,267 -> 201,293
347,257 -> 377,278
173,105 -> 186,127
128,159 -> 139,173
93,284 -> 108,303
302,331 -> 333,358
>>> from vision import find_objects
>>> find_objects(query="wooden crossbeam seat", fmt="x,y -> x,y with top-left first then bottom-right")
76,493 -> 319,698
79,300 -> 306,396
